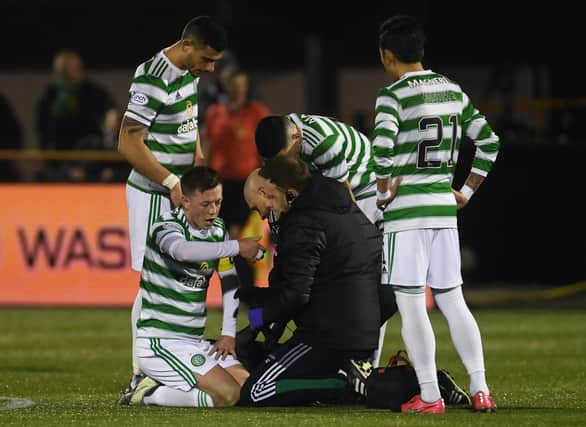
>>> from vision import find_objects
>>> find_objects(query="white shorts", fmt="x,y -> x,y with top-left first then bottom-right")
135,337 -> 241,391
126,184 -> 171,271
381,228 -> 462,289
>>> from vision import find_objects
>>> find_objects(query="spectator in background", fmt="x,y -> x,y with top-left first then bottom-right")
203,69 -> 270,289
0,92 -> 24,181
62,110 -> 130,183
35,49 -> 117,180
197,49 -> 239,127
203,68 -> 270,238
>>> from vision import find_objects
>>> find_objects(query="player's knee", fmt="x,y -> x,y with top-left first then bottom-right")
210,383 -> 241,407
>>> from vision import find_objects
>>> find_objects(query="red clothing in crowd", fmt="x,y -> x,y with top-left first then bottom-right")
204,101 -> 270,180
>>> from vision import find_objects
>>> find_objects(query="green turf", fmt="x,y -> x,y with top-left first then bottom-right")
0,307 -> 584,426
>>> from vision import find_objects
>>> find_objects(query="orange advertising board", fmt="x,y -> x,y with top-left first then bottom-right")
0,185 -> 222,306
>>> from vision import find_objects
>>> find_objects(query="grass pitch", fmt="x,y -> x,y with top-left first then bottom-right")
0,306 -> 584,426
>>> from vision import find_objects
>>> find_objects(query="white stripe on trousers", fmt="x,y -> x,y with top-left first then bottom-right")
250,343 -> 312,402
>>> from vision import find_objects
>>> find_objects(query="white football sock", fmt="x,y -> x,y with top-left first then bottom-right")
131,291 -> 142,375
144,386 -> 214,407
434,286 -> 489,395
395,290 -> 441,402
370,321 -> 388,368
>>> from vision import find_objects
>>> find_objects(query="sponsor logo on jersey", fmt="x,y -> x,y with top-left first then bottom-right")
130,91 -> 148,106
197,261 -> 212,275
177,117 -> 197,134
191,354 -> 206,367
179,274 -> 206,289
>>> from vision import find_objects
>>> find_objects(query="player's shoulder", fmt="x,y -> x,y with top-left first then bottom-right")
212,217 -> 227,231
133,51 -> 185,88
205,218 -> 228,241
376,82 -> 401,101
298,114 -> 335,137
154,208 -> 185,228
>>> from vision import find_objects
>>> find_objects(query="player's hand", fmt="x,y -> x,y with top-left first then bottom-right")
208,335 -> 237,360
452,189 -> 469,210
238,236 -> 263,261
376,176 -> 403,210
169,182 -> 183,209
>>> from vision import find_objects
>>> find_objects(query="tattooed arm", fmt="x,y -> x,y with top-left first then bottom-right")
117,116 -> 183,206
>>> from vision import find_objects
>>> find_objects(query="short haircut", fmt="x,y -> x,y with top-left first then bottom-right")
180,166 -> 222,196
255,115 -> 289,159
378,15 -> 425,63
259,155 -> 311,193
182,16 -> 227,52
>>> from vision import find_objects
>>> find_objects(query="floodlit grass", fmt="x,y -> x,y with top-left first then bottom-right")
0,307 -> 584,426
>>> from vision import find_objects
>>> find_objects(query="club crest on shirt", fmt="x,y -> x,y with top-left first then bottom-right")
191,354 -> 206,367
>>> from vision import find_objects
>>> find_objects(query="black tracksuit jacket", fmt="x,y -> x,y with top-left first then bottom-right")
262,174 -> 382,351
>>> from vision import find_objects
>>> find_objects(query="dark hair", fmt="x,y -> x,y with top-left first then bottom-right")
378,15 -> 425,63
259,155 -> 311,193
255,115 -> 289,159
182,16 -> 227,52
180,166 -> 222,196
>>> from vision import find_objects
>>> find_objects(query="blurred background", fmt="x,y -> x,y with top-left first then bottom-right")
0,0 -> 584,306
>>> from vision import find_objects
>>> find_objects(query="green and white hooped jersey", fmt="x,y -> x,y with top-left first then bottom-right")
137,208 -> 235,341
373,69 -> 500,232
124,49 -> 198,193
288,113 -> 375,195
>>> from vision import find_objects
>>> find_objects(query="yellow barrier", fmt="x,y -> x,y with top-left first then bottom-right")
0,149 -> 125,161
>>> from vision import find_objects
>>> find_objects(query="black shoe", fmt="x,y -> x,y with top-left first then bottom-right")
338,359 -> 373,397
437,369 -> 471,405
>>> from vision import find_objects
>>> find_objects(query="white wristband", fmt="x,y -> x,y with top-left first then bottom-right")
161,173 -> 180,190
376,190 -> 391,201
460,184 -> 475,200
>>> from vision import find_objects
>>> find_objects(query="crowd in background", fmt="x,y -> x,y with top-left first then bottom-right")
0,48 -> 583,185
0,48 -> 269,186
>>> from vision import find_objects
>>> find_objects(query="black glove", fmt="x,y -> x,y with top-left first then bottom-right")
263,321 -> 287,352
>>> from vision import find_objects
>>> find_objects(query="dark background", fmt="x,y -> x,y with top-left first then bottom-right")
1,0 -> 582,98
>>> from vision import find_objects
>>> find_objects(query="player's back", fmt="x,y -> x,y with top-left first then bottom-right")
374,70 -> 467,231
288,113 -> 375,193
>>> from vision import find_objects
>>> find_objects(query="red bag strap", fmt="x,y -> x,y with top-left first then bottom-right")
387,349 -> 412,367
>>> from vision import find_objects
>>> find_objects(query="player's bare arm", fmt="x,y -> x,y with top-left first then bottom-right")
194,131 -> 206,166
453,172 -> 485,209
376,176 -> 403,209
118,116 -> 183,206
343,180 -> 356,202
